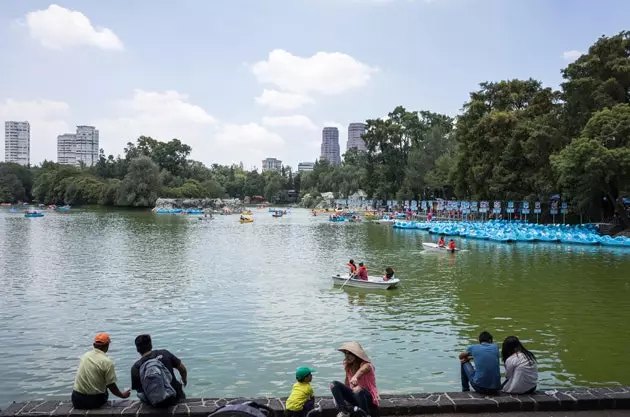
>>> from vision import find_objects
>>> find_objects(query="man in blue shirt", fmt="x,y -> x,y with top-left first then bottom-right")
458,331 -> 501,394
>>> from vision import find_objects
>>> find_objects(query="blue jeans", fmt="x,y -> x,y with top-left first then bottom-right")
330,381 -> 372,414
461,362 -> 498,394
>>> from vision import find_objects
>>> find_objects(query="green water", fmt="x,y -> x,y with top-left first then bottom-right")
1,208 -> 629,407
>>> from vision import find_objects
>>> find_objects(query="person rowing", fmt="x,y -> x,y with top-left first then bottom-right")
438,235 -> 446,247
347,259 -> 358,277
448,239 -> 456,253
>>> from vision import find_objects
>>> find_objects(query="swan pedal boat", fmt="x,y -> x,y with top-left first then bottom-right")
331,274 -> 400,290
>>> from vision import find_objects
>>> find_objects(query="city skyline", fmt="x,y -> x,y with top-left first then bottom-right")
1,1 -> 627,168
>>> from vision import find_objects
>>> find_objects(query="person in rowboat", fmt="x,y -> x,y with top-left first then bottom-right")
448,239 -> 456,252
347,260 -> 358,276
383,267 -> 395,281
438,236 -> 446,247
356,263 -> 368,281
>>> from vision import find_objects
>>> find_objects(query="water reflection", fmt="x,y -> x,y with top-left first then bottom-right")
0,209 -> 629,407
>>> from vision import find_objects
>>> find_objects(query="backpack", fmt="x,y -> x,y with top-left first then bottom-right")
139,356 -> 176,406
208,401 -> 275,417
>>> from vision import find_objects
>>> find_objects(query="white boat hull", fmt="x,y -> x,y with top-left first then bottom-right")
331,275 -> 400,289
422,242 -> 458,252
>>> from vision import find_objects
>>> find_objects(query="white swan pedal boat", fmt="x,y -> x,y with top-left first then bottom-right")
422,242 -> 459,252
331,274 -> 400,290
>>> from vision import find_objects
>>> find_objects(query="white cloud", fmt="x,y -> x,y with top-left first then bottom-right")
95,90 -> 284,168
255,89 -> 315,110
262,115 -> 318,130
251,49 -> 378,95
0,98 -> 71,164
23,4 -> 124,50
562,50 -> 583,62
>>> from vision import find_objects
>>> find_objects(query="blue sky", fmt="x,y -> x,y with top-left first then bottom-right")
1,0 -> 629,169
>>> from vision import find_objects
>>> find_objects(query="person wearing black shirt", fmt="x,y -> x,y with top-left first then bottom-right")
130,334 -> 188,407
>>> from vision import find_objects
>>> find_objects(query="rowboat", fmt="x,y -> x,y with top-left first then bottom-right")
422,242 -> 459,252
239,217 -> 253,223
331,274 -> 400,290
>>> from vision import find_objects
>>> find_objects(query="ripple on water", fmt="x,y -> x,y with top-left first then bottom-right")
1,209 -> 629,407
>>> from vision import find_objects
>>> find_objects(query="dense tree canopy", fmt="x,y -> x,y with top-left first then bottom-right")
2,31 -> 629,221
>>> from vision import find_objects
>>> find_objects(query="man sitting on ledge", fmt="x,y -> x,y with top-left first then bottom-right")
131,334 -> 188,407
71,333 -> 130,409
458,331 -> 501,394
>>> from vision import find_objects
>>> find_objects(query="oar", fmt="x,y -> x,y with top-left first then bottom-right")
339,273 -> 353,290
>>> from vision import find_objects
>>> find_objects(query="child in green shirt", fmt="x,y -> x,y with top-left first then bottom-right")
286,367 -> 316,417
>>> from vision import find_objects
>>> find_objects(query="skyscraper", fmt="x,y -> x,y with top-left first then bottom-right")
320,127 -> 341,165
347,122 -> 367,152
75,126 -> 99,166
57,134 -> 77,165
4,121 -> 30,166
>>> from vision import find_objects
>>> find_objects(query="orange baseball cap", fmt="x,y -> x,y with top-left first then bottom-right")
94,333 -> 111,345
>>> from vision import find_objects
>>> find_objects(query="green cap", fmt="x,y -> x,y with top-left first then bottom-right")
296,366 -> 316,381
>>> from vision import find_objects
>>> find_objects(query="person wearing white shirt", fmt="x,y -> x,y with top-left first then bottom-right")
501,336 -> 538,394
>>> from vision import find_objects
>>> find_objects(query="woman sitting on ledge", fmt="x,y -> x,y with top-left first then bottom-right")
501,336 -> 538,394
330,342 -> 379,417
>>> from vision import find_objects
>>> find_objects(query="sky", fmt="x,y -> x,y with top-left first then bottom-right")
0,0 -> 629,170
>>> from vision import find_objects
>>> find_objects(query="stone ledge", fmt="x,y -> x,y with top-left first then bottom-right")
1,387 -> 629,417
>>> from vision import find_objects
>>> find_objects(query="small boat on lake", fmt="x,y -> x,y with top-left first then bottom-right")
422,242 -> 460,253
331,274 -> 400,290
25,211 -> 44,218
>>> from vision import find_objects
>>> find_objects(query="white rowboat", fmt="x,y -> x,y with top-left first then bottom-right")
331,274 -> 400,290
422,242 -> 459,252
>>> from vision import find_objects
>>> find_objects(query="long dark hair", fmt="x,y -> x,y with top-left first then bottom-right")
501,336 -> 537,364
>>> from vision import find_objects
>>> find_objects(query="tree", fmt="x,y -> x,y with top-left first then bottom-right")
552,104 -> 630,224
561,31 -> 630,137
116,156 -> 161,207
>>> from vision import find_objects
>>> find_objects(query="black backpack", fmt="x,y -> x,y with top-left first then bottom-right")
208,401 -> 275,417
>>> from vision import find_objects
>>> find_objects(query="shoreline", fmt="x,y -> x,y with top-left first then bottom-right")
2,387 -> 630,416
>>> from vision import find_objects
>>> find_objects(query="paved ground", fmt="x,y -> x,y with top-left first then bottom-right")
417,412 -> 630,417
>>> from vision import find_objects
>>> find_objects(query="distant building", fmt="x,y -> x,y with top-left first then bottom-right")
347,122 -> 367,152
262,157 -> 282,172
75,126 -> 99,166
4,121 -> 30,166
297,162 -> 315,172
57,134 -> 77,165
320,127 -> 340,165
56,126 -> 99,166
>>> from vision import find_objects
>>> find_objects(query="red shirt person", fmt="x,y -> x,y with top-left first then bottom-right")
357,263 -> 368,280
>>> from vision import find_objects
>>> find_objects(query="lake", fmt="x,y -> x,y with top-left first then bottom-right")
1,207 -> 629,408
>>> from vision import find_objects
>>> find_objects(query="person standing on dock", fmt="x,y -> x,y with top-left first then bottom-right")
71,333 -> 130,409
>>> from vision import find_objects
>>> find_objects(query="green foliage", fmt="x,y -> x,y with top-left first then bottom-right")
116,156 -> 161,207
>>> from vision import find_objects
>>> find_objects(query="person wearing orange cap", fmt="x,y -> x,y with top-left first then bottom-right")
71,333 -> 130,409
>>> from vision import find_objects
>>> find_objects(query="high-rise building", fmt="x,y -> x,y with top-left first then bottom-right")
262,157 -> 282,172
75,125 -> 99,166
4,121 -> 30,166
297,162 -> 315,172
56,126 -> 99,166
320,127 -> 340,165
347,122 -> 367,152
57,134 -> 77,165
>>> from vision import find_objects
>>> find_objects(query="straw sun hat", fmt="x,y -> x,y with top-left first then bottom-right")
338,342 -> 371,362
